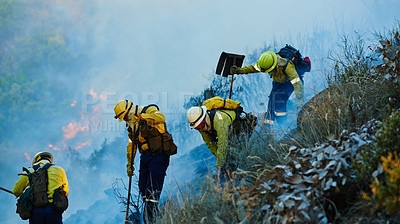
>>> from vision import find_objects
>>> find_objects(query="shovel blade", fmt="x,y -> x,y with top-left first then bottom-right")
216,52 -> 245,77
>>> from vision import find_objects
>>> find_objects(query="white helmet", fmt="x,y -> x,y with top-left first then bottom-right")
186,106 -> 207,128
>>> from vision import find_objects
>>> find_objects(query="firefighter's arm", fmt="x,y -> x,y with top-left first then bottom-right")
286,63 -> 304,105
200,131 -> 218,157
140,107 -> 165,124
214,117 -> 230,167
59,167 -> 69,196
230,65 -> 260,74
126,140 -> 137,177
12,172 -> 29,197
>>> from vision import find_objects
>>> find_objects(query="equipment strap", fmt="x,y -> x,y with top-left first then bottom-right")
282,59 -> 289,77
207,109 -> 234,135
141,104 -> 160,113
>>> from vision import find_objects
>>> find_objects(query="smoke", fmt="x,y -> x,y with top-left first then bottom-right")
1,0 -> 400,223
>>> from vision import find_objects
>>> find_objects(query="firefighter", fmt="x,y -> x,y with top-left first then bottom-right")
13,152 -> 69,224
114,100 -> 173,224
186,105 -> 237,175
230,51 -> 304,129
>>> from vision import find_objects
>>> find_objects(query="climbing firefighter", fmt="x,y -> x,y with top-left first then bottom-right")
114,100 -> 176,224
186,104 -> 237,175
13,152 -> 69,224
230,51 -> 304,129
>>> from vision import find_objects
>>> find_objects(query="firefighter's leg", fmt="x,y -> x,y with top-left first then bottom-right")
142,154 -> 170,224
262,85 -> 279,130
275,82 -> 294,125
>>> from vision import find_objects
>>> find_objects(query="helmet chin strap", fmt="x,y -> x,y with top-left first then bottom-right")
204,113 -> 211,131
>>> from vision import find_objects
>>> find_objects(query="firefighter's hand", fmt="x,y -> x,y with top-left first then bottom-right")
127,164 -> 135,177
230,65 -> 241,74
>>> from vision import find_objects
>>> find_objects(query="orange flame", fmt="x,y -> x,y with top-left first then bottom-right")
75,140 -> 92,150
24,152 -> 31,161
62,122 -> 87,139
48,143 -> 61,151
98,94 -> 107,100
89,89 -> 107,100
88,89 -> 97,99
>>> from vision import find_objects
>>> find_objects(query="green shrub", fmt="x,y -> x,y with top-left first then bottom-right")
363,151 -> 400,215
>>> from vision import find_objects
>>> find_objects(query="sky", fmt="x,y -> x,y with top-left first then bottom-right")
1,0 -> 400,223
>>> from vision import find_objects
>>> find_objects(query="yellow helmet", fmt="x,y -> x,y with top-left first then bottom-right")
114,100 -> 134,122
32,152 -> 53,165
186,106 -> 207,128
256,51 -> 278,73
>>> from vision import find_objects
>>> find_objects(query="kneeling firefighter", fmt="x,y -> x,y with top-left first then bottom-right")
114,100 -> 177,224
186,97 -> 257,175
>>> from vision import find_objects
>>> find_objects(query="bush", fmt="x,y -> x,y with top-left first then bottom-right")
357,110 -> 400,180
363,151 -> 400,215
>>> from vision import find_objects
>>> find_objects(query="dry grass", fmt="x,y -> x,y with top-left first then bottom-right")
156,176 -> 246,224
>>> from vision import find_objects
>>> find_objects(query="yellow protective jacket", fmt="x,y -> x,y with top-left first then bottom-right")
239,55 -> 304,105
13,161 -> 69,203
126,105 -> 166,166
200,109 -> 236,166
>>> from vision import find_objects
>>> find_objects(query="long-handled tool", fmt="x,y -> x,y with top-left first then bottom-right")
125,128 -> 137,224
125,149 -> 135,224
1,186 -> 14,195
216,52 -> 245,99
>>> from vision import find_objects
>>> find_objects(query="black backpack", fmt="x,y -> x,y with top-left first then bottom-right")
277,44 -> 311,77
25,163 -> 53,207
16,163 -> 52,220
208,106 -> 258,139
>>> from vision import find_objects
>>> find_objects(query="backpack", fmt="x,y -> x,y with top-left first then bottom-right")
202,97 -> 258,138
203,96 -> 241,111
130,104 -> 177,156
16,188 -> 33,220
16,163 -> 52,220
277,44 -> 311,77
26,163 -> 53,207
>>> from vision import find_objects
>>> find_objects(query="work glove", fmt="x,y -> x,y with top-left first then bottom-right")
127,164 -> 135,177
230,65 -> 242,74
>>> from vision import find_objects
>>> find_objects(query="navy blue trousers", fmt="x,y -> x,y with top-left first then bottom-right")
30,204 -> 62,224
264,81 -> 294,124
139,153 -> 170,224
